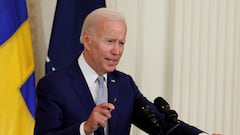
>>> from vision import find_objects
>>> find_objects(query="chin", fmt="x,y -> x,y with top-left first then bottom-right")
106,67 -> 116,73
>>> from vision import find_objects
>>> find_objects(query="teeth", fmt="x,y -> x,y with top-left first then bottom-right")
109,60 -> 115,63
106,58 -> 117,63
108,59 -> 114,61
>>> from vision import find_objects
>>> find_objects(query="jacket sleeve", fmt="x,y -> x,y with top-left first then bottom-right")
34,77 -> 81,135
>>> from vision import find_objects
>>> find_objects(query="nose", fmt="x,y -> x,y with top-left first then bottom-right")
111,43 -> 123,55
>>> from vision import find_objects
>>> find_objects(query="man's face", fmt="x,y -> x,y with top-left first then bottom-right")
84,19 -> 127,75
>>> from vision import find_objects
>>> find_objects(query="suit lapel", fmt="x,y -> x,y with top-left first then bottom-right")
67,62 -> 96,115
107,73 -> 120,135
107,74 -> 119,103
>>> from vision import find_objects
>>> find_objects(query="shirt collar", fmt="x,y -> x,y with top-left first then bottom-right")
78,53 -> 107,86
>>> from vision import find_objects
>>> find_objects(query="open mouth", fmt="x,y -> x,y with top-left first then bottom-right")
106,58 -> 118,64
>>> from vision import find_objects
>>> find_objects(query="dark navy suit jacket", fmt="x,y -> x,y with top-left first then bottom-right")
34,61 -> 204,135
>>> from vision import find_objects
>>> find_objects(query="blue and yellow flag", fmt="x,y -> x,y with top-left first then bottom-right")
0,0 -> 36,134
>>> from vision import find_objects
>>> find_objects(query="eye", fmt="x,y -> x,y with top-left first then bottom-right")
107,39 -> 114,43
119,41 -> 125,46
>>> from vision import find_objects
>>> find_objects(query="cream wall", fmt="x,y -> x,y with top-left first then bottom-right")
27,0 -> 240,135
27,0 -> 56,81
106,0 -> 169,101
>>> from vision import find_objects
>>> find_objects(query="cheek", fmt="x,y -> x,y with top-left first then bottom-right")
89,43 -> 102,56
99,45 -> 111,56
120,47 -> 124,53
93,48 -> 107,61
118,47 -> 124,56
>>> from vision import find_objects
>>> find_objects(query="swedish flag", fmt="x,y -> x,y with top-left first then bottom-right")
0,0 -> 36,134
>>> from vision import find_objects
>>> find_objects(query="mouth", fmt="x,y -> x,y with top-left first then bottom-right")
106,58 -> 118,65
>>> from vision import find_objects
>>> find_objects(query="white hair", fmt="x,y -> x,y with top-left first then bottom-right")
80,8 -> 126,43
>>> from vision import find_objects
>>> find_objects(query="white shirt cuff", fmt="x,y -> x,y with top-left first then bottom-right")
80,121 -> 94,135
80,121 -> 86,135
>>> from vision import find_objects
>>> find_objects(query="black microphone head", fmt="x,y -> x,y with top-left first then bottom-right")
134,97 -> 164,135
134,97 -> 160,127
154,97 -> 180,125
166,109 -> 179,125
154,97 -> 170,113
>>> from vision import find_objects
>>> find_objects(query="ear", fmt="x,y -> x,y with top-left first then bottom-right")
82,31 -> 92,50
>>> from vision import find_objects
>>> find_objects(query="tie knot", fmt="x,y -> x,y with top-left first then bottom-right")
97,76 -> 105,84
96,76 -> 107,105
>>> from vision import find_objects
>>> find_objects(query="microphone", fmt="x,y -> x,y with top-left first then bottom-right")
154,97 -> 180,125
134,97 -> 163,135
